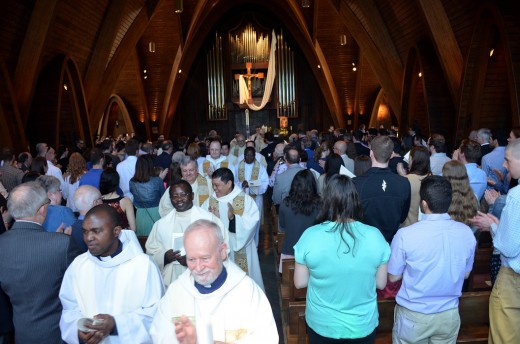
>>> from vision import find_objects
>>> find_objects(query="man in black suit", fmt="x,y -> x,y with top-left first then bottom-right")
0,182 -> 81,344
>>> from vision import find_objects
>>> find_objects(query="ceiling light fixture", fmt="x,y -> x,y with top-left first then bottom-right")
174,0 -> 183,13
489,48 -> 494,57
340,34 -> 347,46
418,72 -> 422,77
148,41 -> 156,53
302,0 -> 311,8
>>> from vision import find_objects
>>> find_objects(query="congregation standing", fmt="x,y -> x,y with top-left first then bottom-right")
0,125 -> 519,343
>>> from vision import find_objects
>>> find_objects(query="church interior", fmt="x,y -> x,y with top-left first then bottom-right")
1,0 -> 519,151
1,1 -> 520,343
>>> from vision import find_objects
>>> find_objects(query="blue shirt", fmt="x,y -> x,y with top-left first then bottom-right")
388,213 -> 476,314
491,185 -> 520,273
42,205 -> 77,232
481,146 -> 508,191
79,168 -> 103,189
294,221 -> 390,339
465,163 -> 487,201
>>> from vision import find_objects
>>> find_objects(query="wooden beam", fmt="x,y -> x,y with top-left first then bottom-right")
158,46 -> 183,134
315,41 -> 345,128
89,0 -> 162,127
337,0 -> 402,117
13,0 -> 59,124
417,0 -> 462,104
83,0 -> 127,103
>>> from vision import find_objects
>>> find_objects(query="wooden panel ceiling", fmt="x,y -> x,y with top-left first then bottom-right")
43,0 -> 110,77
316,0 -> 359,114
137,0 -> 182,122
0,1 -> 34,76
108,0 -> 145,66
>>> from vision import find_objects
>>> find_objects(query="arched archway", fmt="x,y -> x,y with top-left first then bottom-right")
369,89 -> 398,130
401,39 -> 456,141
457,3 -> 518,143
26,54 -> 92,149
98,94 -> 136,139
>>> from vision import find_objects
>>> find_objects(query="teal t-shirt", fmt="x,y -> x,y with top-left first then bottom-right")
294,221 -> 390,339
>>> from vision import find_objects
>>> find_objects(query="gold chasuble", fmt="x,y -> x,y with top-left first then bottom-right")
209,194 -> 248,272
196,174 -> 210,206
237,160 -> 260,201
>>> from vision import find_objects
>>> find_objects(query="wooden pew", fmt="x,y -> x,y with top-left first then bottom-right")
280,258 -> 307,311
286,301 -> 307,344
467,247 -> 493,291
284,291 -> 490,344
457,291 -> 490,343
375,298 -> 396,343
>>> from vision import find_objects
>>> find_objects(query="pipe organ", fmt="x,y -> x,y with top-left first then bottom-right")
207,33 -> 226,120
276,31 -> 296,118
206,22 -> 297,122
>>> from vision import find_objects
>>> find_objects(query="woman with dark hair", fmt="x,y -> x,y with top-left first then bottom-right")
399,146 -> 431,226
130,154 -> 167,235
278,170 -> 321,271
354,155 -> 371,177
30,156 -> 48,175
317,153 -> 344,195
294,175 -> 390,343
100,168 -> 136,231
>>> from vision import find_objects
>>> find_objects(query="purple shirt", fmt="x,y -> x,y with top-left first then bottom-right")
388,213 -> 476,314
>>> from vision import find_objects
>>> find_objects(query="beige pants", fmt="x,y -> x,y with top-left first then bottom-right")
392,304 -> 460,344
489,266 -> 520,343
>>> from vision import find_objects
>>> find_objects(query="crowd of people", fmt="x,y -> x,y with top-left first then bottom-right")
0,124 -> 519,343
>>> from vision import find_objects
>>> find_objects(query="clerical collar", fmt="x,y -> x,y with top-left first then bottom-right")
96,240 -> 123,261
194,267 -> 227,294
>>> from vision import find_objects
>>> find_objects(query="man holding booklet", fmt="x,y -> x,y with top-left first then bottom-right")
146,180 -> 228,288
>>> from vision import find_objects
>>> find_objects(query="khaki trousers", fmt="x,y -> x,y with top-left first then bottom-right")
392,304 -> 460,344
489,266 -> 520,343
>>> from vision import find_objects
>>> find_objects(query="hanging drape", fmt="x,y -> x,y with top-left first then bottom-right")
239,30 -> 277,111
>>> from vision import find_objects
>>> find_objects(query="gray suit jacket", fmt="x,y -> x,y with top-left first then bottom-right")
0,221 -> 81,344
272,165 -> 305,205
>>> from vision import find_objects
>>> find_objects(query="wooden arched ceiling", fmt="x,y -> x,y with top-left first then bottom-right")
1,0 -> 520,148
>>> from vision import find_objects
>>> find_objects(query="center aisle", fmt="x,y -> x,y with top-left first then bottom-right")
258,199 -> 285,343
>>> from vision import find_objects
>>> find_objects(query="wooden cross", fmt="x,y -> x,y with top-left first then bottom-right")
235,62 -> 264,104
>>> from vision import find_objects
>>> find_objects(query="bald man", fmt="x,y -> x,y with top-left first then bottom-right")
333,140 -> 354,174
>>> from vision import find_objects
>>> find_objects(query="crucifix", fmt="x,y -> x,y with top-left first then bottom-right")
234,62 -> 264,104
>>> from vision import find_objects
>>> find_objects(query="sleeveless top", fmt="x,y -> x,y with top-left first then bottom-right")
103,196 -> 130,229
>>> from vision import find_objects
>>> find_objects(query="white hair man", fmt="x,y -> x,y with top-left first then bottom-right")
150,219 -> 278,343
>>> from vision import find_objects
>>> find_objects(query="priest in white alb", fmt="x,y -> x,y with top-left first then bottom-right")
235,146 -> 269,247
198,140 -> 235,179
202,167 -> 264,291
146,180 -> 228,288
150,220 -> 278,344
158,157 -> 212,217
59,205 -> 164,344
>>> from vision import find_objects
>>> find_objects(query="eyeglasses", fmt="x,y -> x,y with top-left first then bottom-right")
40,199 -> 51,208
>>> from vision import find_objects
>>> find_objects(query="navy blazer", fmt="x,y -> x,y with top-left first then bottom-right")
0,221 -> 81,344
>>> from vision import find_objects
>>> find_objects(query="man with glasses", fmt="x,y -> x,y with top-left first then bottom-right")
0,182 -> 81,344
146,180 -> 228,287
